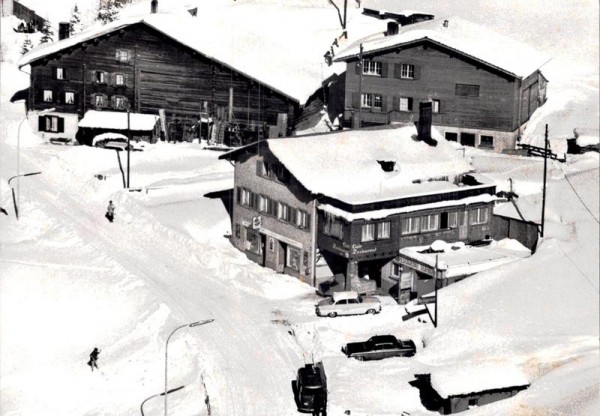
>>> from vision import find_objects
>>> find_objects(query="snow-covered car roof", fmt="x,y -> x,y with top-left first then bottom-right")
332,291 -> 360,302
335,16 -> 550,79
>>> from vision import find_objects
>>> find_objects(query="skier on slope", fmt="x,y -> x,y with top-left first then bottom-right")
88,348 -> 100,371
105,200 -> 115,222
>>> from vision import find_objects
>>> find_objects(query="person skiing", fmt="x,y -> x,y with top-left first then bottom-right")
88,348 -> 100,371
105,200 -> 115,222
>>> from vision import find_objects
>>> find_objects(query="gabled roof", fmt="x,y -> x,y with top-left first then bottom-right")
221,125 -> 476,205
18,4 -> 389,104
335,16 -> 550,79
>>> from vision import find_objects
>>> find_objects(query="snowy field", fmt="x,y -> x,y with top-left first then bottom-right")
1,1 -> 599,415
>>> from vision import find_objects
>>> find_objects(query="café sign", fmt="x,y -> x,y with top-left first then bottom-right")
398,254 -> 434,276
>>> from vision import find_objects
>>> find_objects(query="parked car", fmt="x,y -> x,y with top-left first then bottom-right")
295,362 -> 327,413
342,335 -> 416,361
315,290 -> 381,318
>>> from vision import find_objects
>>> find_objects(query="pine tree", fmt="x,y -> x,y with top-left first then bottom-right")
39,20 -> 54,44
21,35 -> 33,55
97,0 -> 118,24
70,4 -> 83,35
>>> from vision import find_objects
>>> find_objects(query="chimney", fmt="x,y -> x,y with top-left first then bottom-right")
417,102 -> 437,146
443,19 -> 449,28
386,21 -> 399,36
58,22 -> 71,40
151,0 -> 158,14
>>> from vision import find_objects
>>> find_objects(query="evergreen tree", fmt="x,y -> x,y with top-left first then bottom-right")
39,20 -> 54,44
70,4 -> 83,35
97,0 -> 129,24
21,35 -> 33,55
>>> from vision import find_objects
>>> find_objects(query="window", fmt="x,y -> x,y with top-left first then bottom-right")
277,202 -> 289,222
362,60 -> 382,76
257,160 -> 289,183
361,223 -> 375,242
432,99 -> 440,113
399,97 -> 413,112
323,215 -> 344,239
115,73 -> 125,86
55,67 -> 64,80
391,262 -> 402,276
402,217 -> 419,235
245,228 -> 262,254
115,49 -> 130,62
448,212 -> 458,228
296,210 -> 310,229
361,93 -> 382,109
470,207 -> 488,225
286,246 -> 301,271
240,188 -> 251,206
480,135 -> 494,148
64,92 -> 75,104
43,90 -> 53,102
445,132 -> 458,142
421,214 -> 439,232
400,63 -> 414,79
40,115 -> 61,132
113,96 -> 126,109
258,195 -> 269,213
377,221 -> 390,239
455,83 -> 480,97
94,71 -> 106,83
94,94 -> 105,107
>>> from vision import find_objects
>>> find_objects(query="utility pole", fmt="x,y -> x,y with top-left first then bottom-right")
127,106 -> 131,188
357,43 -> 363,129
433,255 -> 438,328
541,124 -> 548,237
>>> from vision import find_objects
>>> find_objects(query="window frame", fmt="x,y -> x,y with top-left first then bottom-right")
470,207 -> 489,225
113,95 -> 127,109
323,215 -> 344,240
432,99 -> 440,113
361,93 -> 383,109
94,70 -> 107,84
115,49 -> 130,62
43,90 -> 53,102
377,221 -> 391,239
94,94 -> 105,107
400,63 -> 415,79
64,91 -> 75,105
45,116 -> 59,132
362,60 -> 382,76
399,97 -> 412,112
480,135 -> 494,148
55,67 -> 64,80
114,73 -> 125,86
401,217 -> 420,235
420,214 -> 439,232
361,223 -> 375,242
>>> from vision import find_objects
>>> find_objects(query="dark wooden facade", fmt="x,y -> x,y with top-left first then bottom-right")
339,40 -> 547,151
27,23 -> 300,142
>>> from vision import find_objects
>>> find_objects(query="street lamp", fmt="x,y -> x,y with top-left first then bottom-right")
164,319 -> 214,416
141,385 -> 185,416
8,171 -> 41,219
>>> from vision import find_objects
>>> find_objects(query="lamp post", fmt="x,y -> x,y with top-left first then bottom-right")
8,172 -> 41,219
164,319 -> 214,416
141,385 -> 184,416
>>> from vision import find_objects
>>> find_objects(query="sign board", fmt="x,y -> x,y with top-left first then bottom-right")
398,254 -> 435,276
252,216 -> 262,229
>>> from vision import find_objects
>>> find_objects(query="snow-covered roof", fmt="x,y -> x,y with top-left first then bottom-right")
335,16 -> 549,79
266,125 -> 476,205
79,110 -> 159,131
430,363 -> 530,398
399,239 -> 530,278
18,3 -> 389,104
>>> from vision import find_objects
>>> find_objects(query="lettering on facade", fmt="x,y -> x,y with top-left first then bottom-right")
351,244 -> 377,256
398,255 -> 434,276
252,216 -> 262,229
332,242 -> 349,258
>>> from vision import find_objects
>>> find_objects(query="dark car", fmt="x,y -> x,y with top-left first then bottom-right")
342,335 -> 416,361
295,362 -> 327,413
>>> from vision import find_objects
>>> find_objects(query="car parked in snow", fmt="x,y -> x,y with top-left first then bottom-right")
294,362 -> 327,413
342,335 -> 416,361
315,290 -> 381,318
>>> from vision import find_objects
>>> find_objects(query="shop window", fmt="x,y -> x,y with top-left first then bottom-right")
361,223 -> 375,242
470,207 -> 488,225
421,214 -> 439,232
401,217 -> 419,235
377,221 -> 391,239
480,135 -> 494,148
286,246 -> 301,271
445,132 -> 458,142
43,90 -> 53,102
244,228 -> 262,255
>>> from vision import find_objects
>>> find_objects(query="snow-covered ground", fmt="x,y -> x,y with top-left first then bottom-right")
1,1 -> 599,416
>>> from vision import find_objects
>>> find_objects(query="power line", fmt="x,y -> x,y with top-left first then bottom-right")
557,242 -> 599,294
562,170 -> 599,224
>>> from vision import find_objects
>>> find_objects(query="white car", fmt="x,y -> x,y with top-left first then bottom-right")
315,291 -> 381,318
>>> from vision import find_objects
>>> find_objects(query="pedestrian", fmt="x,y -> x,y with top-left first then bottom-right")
88,347 -> 100,371
105,200 -> 115,222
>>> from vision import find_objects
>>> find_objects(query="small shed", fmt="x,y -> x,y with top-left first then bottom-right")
429,364 -> 530,414
77,110 -> 160,146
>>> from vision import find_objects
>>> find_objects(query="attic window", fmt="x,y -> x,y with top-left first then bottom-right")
377,160 -> 396,172
115,49 -> 130,62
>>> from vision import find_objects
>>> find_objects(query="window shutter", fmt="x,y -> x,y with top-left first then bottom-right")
355,61 -> 361,75
90,70 -> 96,82
393,96 -> 400,110
408,97 -> 413,111
89,94 -> 96,106
57,117 -> 65,133
38,116 -> 45,132
73,93 -> 78,105
52,67 -> 57,79
110,95 -> 116,108
306,213 -> 311,229
236,187 -> 241,204
413,65 -> 421,80
381,95 -> 387,112
63,68 -> 67,80
102,94 -> 108,107
381,62 -> 389,78
351,92 -> 360,108
394,63 -> 403,79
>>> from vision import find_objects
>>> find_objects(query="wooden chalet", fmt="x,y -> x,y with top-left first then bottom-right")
2,0 -> 46,32
334,16 -> 550,153
18,11 -> 302,145
220,125 -> 498,301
